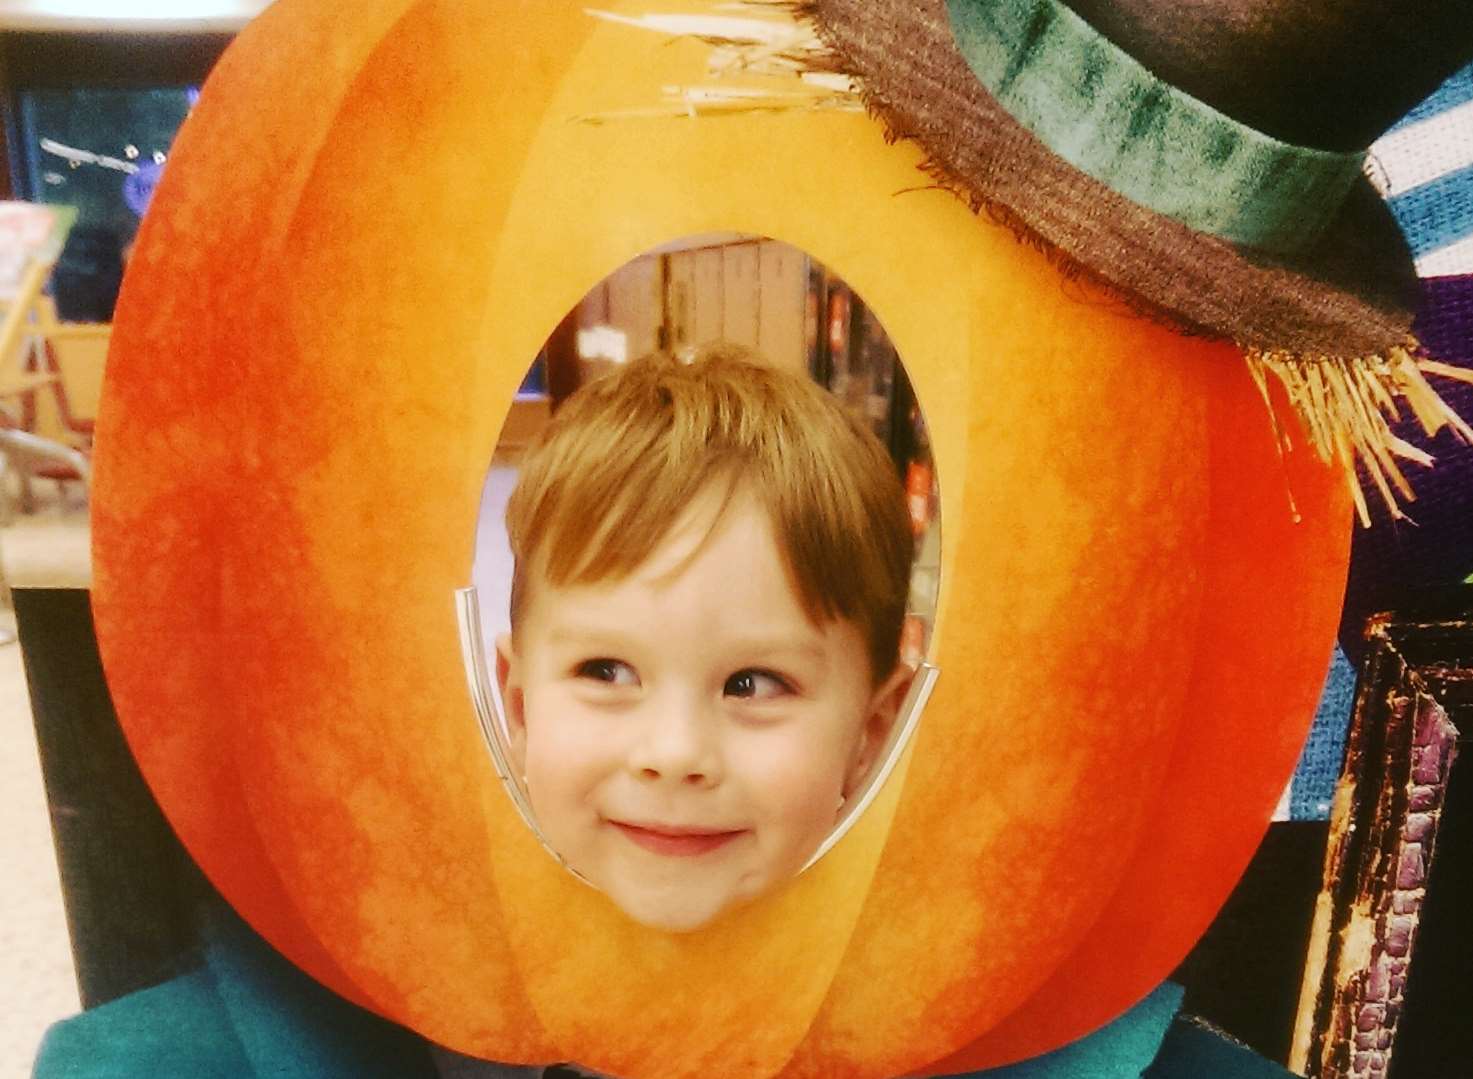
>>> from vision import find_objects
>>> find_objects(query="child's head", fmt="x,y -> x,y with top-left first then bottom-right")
495,344 -> 915,931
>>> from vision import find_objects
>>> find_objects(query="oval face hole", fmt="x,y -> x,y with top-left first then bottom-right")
462,233 -> 940,932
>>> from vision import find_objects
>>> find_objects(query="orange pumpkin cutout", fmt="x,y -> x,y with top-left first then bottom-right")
91,1 -> 1351,1076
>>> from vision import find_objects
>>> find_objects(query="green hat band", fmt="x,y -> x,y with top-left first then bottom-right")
946,0 -> 1368,255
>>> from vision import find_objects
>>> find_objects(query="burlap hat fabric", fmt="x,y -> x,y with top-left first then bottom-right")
796,0 -> 1465,356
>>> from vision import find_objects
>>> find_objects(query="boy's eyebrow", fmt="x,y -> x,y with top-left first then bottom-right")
544,623 -> 637,648
723,636 -> 830,668
543,623 -> 831,668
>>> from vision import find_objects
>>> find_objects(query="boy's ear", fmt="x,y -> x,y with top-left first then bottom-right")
844,662 -> 916,799
494,633 -> 528,774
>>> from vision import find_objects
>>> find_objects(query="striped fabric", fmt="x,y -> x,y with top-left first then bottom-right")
1371,60 -> 1473,274
1288,648 -> 1357,822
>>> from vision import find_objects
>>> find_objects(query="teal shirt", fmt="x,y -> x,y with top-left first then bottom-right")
34,910 -> 1290,1079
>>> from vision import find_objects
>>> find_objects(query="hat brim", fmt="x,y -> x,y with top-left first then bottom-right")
803,0 -> 1418,354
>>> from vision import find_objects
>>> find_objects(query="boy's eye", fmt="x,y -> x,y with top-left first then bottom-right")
575,659 -> 639,687
724,669 -> 791,700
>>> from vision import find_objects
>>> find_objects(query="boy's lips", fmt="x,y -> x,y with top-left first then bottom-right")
609,820 -> 747,857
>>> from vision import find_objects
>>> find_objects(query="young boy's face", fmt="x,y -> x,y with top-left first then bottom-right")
496,487 -> 910,932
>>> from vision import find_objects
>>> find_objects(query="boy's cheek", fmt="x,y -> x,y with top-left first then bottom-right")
525,710 -> 615,786
730,731 -> 849,808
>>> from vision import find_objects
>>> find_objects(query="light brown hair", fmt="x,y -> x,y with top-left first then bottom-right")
504,343 -> 914,682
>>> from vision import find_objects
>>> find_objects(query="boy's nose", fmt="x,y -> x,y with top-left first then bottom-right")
626,701 -> 723,787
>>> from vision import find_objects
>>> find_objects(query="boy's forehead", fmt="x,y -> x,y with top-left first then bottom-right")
528,480 -> 765,592
526,491 -> 788,613
512,477 -> 886,682
622,484 -> 740,585
517,530 -> 875,679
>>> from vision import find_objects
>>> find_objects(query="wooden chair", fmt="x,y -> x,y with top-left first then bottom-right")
0,409 -> 90,520
29,295 -> 104,448
0,250 -> 60,407
1,206 -> 98,513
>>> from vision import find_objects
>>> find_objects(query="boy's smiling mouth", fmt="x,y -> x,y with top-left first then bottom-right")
608,819 -> 748,857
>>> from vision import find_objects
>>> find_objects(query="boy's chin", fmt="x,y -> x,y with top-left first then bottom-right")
603,878 -> 758,934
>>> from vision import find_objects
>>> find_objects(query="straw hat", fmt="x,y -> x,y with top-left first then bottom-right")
599,0 -> 1473,514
